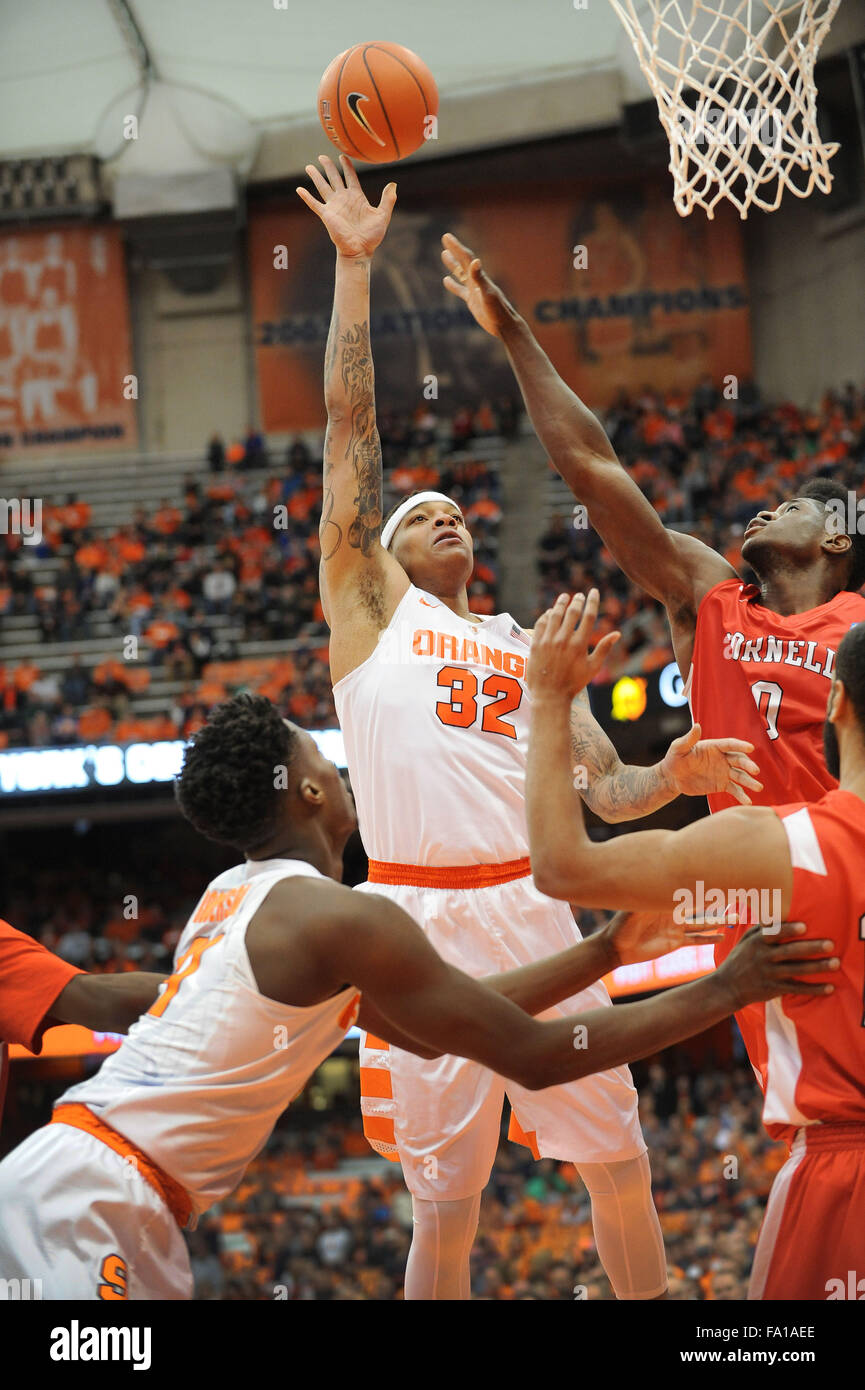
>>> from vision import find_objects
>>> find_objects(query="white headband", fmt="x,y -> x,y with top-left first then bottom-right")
381,491 -> 462,550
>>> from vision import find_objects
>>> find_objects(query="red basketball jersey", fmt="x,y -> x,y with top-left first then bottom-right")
0,918 -> 83,1130
687,579 -> 865,813
715,790 -> 865,1145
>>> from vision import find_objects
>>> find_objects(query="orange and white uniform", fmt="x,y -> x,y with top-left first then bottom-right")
334,583 -> 645,1201
0,859 -> 360,1300
729,790 -> 865,1301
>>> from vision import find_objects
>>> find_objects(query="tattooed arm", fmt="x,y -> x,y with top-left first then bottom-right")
571,687 -> 762,822
570,688 -> 679,823
297,155 -> 408,679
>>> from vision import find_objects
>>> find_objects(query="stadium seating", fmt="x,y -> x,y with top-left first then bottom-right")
0,411 -> 504,747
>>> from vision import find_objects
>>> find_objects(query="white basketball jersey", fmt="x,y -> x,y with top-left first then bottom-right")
333,584 -> 535,865
57,858 -> 360,1220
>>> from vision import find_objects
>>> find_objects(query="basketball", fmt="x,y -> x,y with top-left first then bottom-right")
317,41 -> 438,164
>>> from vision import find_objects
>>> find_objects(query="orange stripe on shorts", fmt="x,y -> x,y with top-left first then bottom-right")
508,1108 -> 541,1160
367,856 -> 532,890
51,1102 -> 192,1227
360,1066 -> 393,1100
362,1108 -> 400,1163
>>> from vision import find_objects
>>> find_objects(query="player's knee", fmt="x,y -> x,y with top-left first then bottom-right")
579,1152 -> 654,1204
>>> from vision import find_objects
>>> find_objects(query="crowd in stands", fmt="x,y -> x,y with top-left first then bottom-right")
180,1060 -> 781,1300
535,377 -> 865,680
3,851 -> 205,980
202,396 -> 521,477
0,403 -> 505,748
4,376 -> 864,748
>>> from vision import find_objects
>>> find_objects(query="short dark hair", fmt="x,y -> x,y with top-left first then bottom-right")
835,622 -> 865,736
796,479 -> 865,592
175,693 -> 298,853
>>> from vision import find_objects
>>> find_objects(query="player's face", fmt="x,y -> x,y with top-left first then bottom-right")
286,724 -> 358,841
390,502 -> 474,595
741,497 -> 826,570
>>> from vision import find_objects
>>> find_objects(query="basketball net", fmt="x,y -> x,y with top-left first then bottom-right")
610,0 -> 842,218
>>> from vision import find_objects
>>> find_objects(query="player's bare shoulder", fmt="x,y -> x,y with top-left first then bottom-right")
244,874 -> 361,1007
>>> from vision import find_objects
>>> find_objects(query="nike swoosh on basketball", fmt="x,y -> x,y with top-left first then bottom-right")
346,92 -> 386,147
419,597 -> 440,609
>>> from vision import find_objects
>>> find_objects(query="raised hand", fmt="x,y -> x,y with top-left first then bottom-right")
441,233 -> 515,337
661,723 -> 763,805
527,590 -> 620,701
297,154 -> 396,260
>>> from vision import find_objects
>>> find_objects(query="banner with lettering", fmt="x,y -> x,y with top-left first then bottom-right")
0,225 -> 137,454
249,179 -> 751,431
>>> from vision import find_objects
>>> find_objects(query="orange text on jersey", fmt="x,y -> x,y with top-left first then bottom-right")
412,629 -> 526,679
191,884 -> 251,925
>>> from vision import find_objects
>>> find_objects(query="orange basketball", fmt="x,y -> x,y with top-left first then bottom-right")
318,41 -> 438,164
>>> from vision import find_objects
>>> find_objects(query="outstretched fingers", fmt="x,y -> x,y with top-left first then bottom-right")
304,162 -> 332,201
377,181 -> 397,213
548,591 -> 575,641
441,231 -> 475,266
339,154 -> 361,188
573,587 -> 600,646
296,186 -> 324,216
318,153 -> 345,190
725,779 -> 753,806
586,629 -> 620,679
727,758 -> 763,792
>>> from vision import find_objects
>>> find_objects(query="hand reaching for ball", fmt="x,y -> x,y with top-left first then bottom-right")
441,233 -> 517,337
297,154 -> 397,260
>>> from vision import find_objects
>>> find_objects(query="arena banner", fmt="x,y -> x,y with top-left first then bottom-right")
249,181 -> 752,431
0,225 -> 137,455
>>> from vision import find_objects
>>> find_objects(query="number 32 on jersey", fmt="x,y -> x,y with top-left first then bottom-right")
435,665 -> 523,740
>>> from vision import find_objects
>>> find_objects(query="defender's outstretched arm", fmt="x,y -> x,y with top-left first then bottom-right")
441,234 -> 734,657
